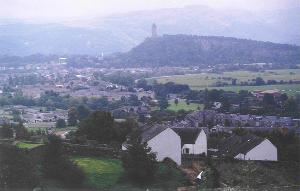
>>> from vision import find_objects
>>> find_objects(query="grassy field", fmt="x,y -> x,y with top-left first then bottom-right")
156,69 -> 300,87
72,157 -> 123,189
16,141 -> 43,149
167,100 -> 203,112
154,69 -> 300,96
200,84 -> 300,96
72,156 -> 188,190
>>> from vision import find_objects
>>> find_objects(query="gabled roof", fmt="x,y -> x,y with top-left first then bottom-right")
172,128 -> 202,145
141,124 -> 168,143
218,134 -> 265,157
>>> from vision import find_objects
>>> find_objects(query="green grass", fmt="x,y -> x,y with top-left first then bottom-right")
153,69 -> 300,96
167,100 -> 203,112
72,157 -> 123,189
54,126 -> 78,132
16,141 -> 43,150
156,69 -> 300,87
72,156 -> 188,190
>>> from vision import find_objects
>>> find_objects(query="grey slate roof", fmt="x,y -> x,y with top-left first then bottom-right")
172,128 -> 202,145
141,124 -> 168,143
218,134 -> 265,157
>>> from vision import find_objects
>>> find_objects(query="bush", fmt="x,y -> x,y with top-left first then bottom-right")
0,145 -> 38,190
42,135 -> 85,188
121,131 -> 157,184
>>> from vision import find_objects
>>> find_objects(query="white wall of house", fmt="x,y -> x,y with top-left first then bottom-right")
181,130 -> 207,155
234,139 -> 277,161
148,128 -> 182,165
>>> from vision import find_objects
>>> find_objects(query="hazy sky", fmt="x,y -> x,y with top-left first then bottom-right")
0,0 -> 299,22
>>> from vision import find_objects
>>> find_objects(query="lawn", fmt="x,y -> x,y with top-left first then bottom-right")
72,157 -> 123,189
168,100 -> 203,112
16,141 -> 44,150
72,156 -> 188,190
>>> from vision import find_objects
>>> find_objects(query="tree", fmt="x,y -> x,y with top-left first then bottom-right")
42,135 -> 85,188
0,145 -> 38,190
174,98 -> 179,106
232,127 -> 248,136
14,123 -> 30,140
68,107 -> 78,126
0,125 -> 13,139
158,97 -> 169,111
279,93 -> 288,102
283,98 -> 300,117
220,97 -> 230,112
263,93 -> 275,105
231,78 -> 237,86
255,77 -> 265,86
186,99 -> 190,105
78,111 -> 116,143
122,130 -> 157,184
115,118 -> 138,143
77,104 -> 90,121
136,78 -> 148,89
56,119 -> 66,129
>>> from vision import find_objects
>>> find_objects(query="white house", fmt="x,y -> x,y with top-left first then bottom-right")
173,128 -> 207,155
219,134 -> 277,161
122,125 -> 182,165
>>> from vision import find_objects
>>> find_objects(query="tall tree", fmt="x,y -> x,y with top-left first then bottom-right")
78,111 -> 115,143
158,97 -> 169,111
77,104 -> 90,121
0,145 -> 38,190
283,98 -> 300,117
42,135 -> 85,187
174,98 -> 179,106
68,107 -> 78,126
0,125 -> 13,139
56,119 -> 66,129
122,130 -> 157,184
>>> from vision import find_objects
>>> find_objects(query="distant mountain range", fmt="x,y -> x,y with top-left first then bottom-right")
0,5 -> 299,56
106,35 -> 300,68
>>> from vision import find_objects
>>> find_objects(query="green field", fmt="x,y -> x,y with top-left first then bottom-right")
167,100 -> 203,112
16,141 -> 43,149
72,157 -> 123,189
72,157 -> 188,190
154,69 -> 300,96
156,69 -> 300,87
200,84 -> 300,96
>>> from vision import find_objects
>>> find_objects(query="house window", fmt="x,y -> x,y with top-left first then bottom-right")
184,148 -> 190,154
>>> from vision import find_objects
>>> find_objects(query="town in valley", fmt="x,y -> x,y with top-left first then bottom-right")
0,1 -> 300,191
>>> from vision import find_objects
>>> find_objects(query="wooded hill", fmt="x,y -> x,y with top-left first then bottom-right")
108,35 -> 300,68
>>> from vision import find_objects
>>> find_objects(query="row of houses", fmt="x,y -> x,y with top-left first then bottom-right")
181,110 -> 299,128
122,124 -> 278,165
122,125 -> 207,165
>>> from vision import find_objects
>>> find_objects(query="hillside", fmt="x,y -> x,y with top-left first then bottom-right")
108,35 -> 300,67
0,6 -> 299,56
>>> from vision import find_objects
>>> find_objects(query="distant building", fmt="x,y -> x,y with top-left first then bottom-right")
252,89 -> 281,100
59,58 -> 67,65
151,23 -> 158,38
218,134 -> 277,161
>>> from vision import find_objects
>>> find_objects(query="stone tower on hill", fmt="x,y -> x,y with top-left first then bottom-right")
152,23 -> 158,38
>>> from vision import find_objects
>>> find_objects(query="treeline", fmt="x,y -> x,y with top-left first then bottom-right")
0,54 -> 59,66
0,90 -> 139,111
